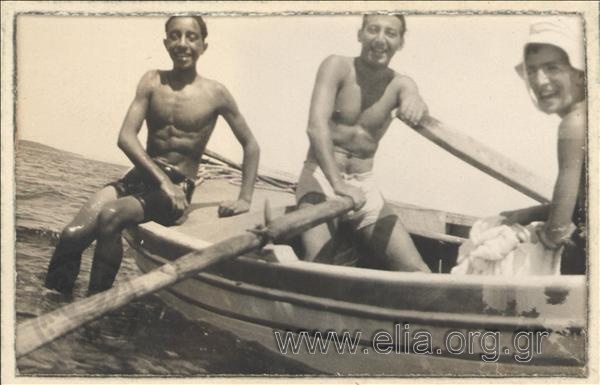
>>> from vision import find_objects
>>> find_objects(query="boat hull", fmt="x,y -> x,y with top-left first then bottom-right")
126,227 -> 586,375
125,178 -> 587,375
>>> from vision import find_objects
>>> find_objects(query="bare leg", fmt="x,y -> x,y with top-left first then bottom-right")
88,234 -> 123,295
45,186 -> 119,295
88,196 -> 145,295
297,193 -> 338,263
358,212 -> 431,272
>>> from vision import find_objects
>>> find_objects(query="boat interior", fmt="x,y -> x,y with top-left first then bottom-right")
137,155 -> 582,280
146,164 -> 476,275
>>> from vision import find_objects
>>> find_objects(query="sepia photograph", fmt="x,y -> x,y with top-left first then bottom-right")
1,1 -> 598,381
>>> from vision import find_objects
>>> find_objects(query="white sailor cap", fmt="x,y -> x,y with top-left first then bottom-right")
515,17 -> 585,110
515,17 -> 585,76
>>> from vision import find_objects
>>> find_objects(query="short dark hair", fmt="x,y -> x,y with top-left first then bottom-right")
525,43 -> 568,63
362,14 -> 406,37
165,16 -> 208,40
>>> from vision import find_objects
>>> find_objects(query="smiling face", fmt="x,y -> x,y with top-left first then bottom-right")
525,44 -> 585,116
358,15 -> 405,68
163,17 -> 207,70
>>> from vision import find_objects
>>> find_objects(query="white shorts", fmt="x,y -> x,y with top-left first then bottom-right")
295,161 -> 384,230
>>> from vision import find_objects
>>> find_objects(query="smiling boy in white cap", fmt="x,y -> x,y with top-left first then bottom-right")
501,17 -> 587,274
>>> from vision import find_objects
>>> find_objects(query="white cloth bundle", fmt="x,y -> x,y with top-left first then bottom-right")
451,216 -> 562,276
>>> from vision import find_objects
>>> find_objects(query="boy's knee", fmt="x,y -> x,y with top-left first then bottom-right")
400,257 -> 431,273
97,205 -> 125,237
414,263 -> 432,273
300,247 -> 319,262
60,226 -> 86,245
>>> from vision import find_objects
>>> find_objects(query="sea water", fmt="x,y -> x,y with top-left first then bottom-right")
14,140 -> 312,375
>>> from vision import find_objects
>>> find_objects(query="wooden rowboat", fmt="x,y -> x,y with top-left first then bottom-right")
124,154 -> 586,375
13,117 -> 586,375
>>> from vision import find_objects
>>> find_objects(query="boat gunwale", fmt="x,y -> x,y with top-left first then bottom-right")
129,222 -> 586,290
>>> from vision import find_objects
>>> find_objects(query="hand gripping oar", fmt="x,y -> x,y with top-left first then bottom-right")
412,115 -> 553,203
16,197 -> 354,358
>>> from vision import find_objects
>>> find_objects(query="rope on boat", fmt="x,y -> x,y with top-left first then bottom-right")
197,156 -> 297,194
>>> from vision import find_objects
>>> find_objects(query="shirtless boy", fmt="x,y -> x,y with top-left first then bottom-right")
45,16 -> 260,295
296,15 -> 430,272
501,19 -> 586,274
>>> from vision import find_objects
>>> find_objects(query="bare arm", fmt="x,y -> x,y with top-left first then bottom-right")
117,70 -> 186,212
306,56 -> 365,208
307,55 -> 347,189
395,75 -> 428,126
217,85 -> 260,216
542,114 -> 586,245
118,71 -> 171,185
501,114 -> 585,233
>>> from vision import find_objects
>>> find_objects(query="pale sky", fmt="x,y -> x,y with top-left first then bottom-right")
16,14 -> 569,217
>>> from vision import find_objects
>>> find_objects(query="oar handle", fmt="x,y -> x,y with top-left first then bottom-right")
16,196 -> 354,358
414,116 -> 552,203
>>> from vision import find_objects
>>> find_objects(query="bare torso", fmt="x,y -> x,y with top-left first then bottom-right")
559,101 -> 587,225
146,71 -> 223,179
307,56 -> 402,174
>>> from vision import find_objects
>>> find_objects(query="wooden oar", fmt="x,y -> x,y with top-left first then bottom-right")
16,197 -> 354,358
413,116 -> 552,203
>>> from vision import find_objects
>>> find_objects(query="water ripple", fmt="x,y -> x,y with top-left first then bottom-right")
14,140 -> 314,375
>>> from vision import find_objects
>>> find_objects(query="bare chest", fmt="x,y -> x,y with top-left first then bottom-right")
333,70 -> 398,130
148,85 -> 219,131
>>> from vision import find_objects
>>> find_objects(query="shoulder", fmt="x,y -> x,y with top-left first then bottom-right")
191,76 -> 230,100
558,103 -> 586,140
208,79 -> 233,102
140,69 -> 161,85
322,54 -> 352,67
199,78 -> 238,111
390,71 -> 417,89
136,69 -> 161,95
318,55 -> 353,77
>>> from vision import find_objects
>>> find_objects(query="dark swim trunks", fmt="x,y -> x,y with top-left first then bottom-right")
107,159 -> 195,226
561,166 -> 586,275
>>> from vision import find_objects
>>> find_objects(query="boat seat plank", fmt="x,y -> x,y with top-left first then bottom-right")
147,179 -> 467,256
